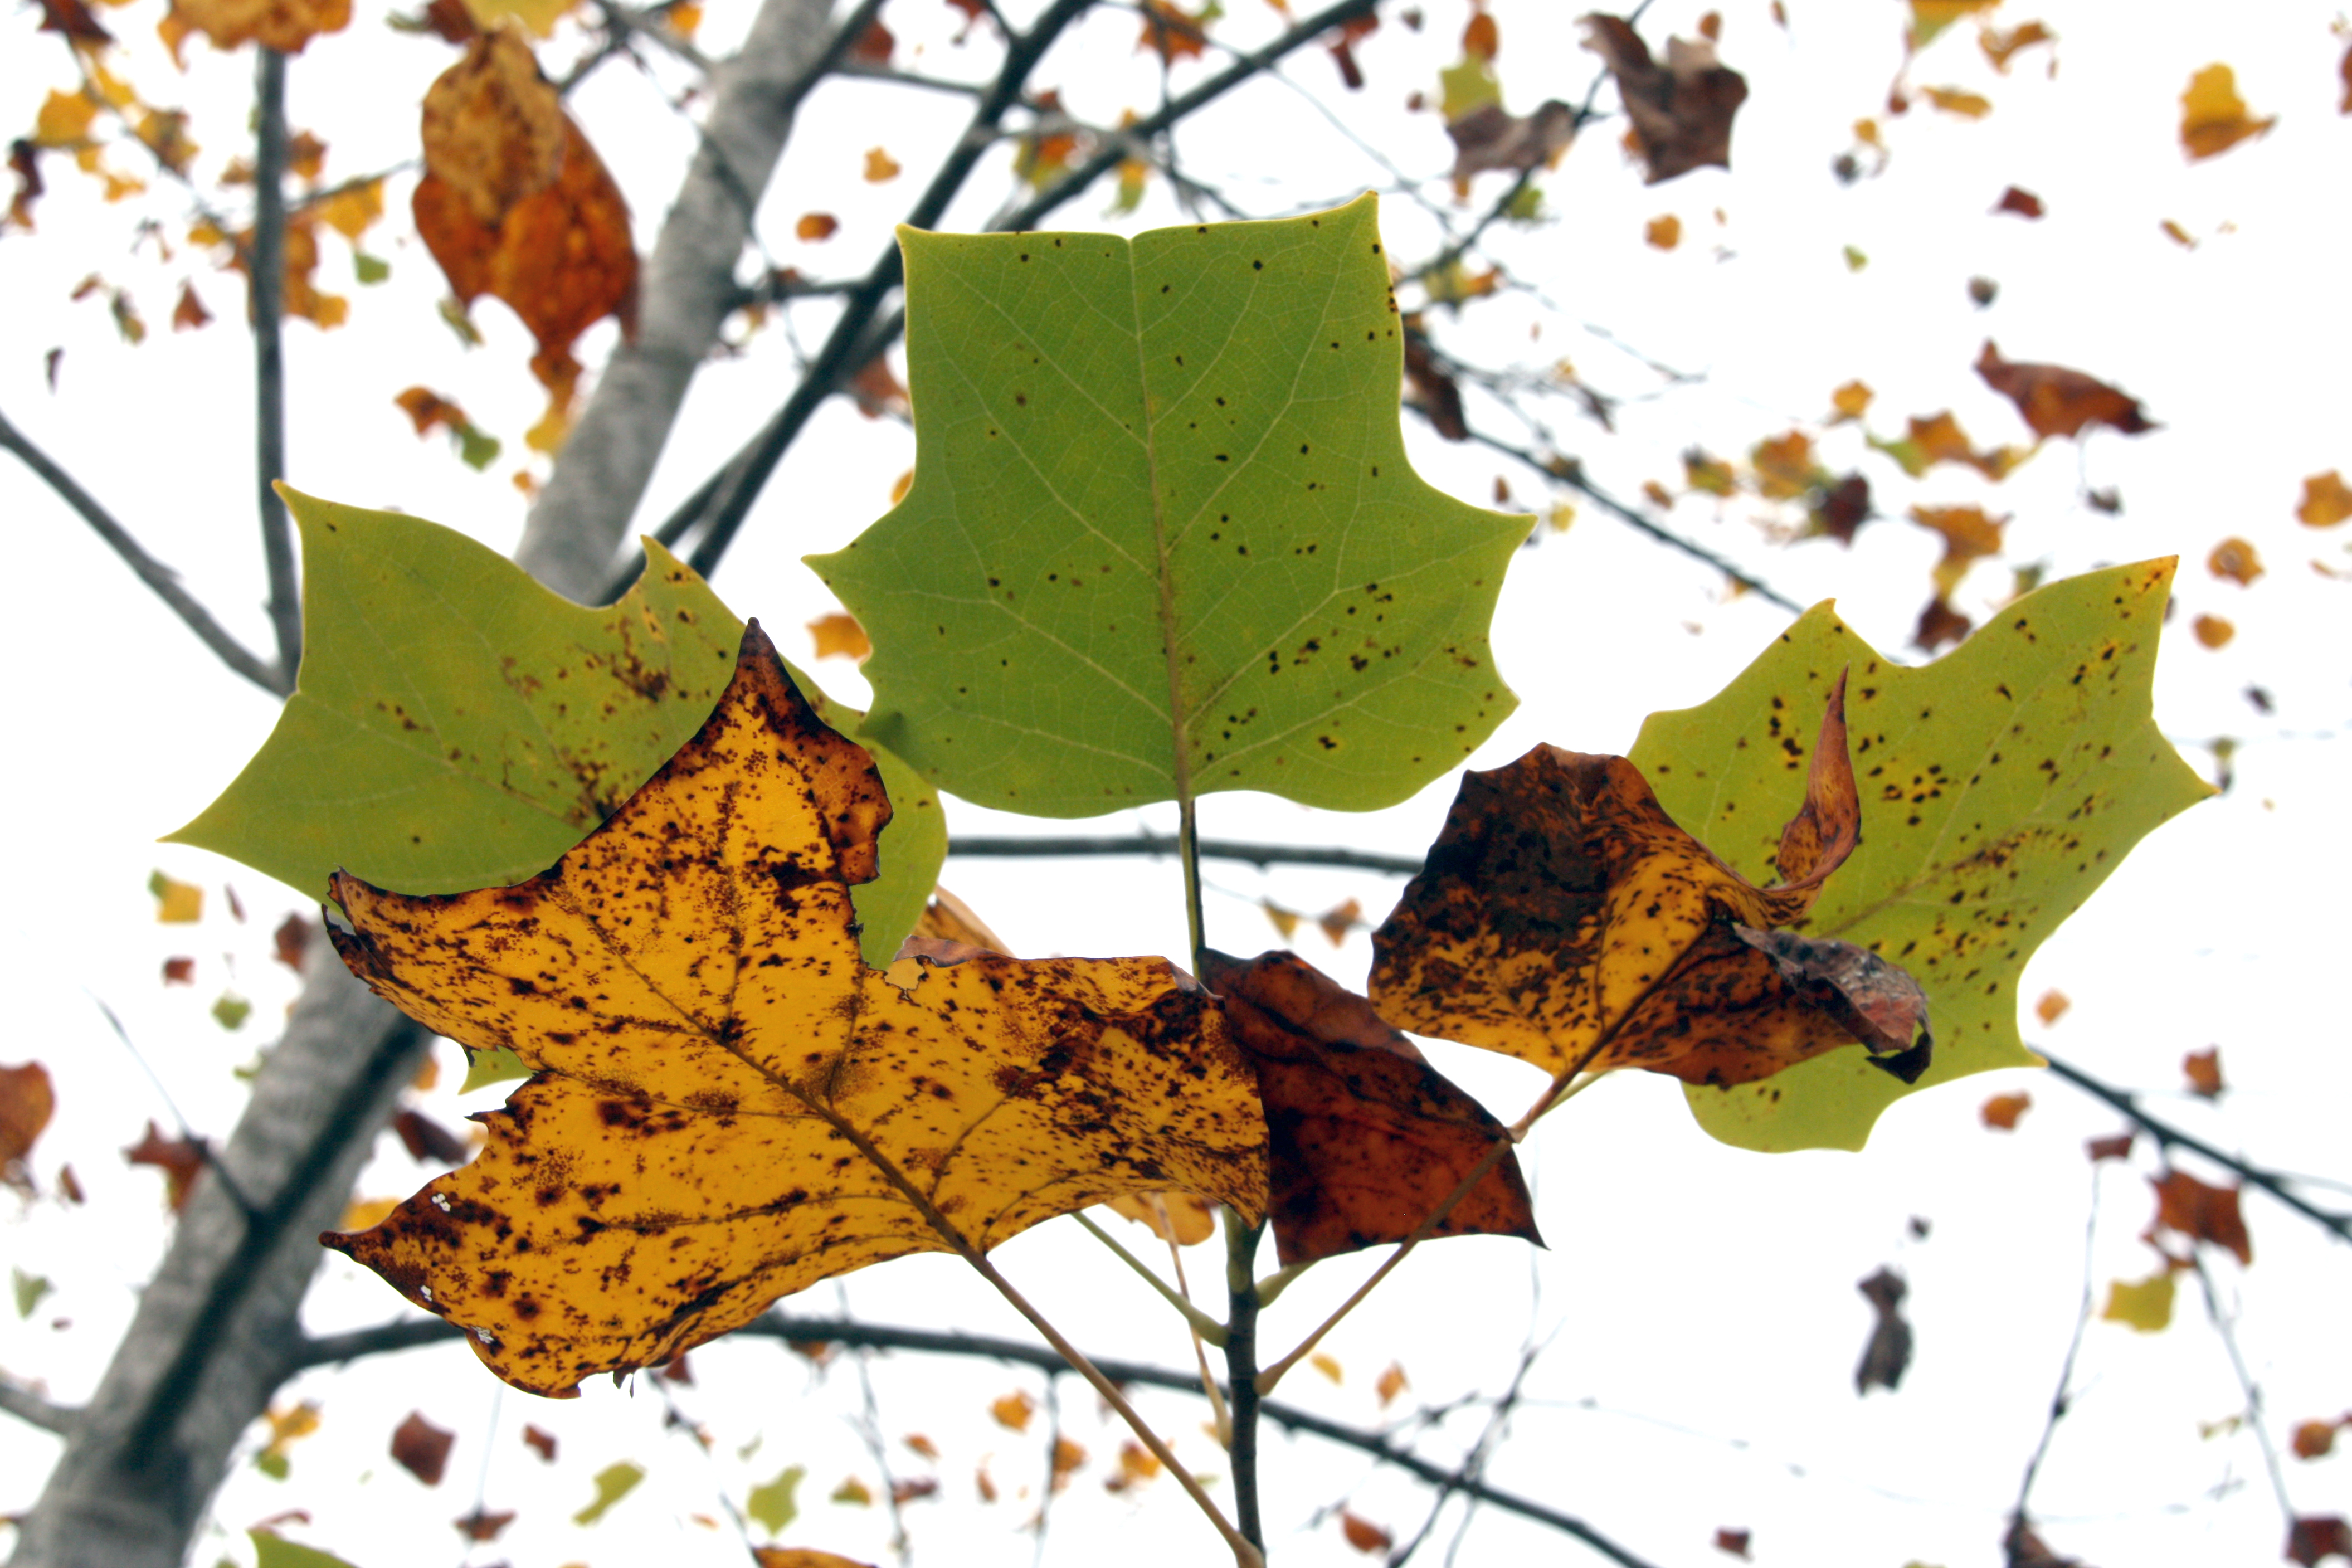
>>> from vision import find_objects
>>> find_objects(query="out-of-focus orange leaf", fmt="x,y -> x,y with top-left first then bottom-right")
1136,0 -> 1209,61
521,1424 -> 557,1461
1980,21 -> 2053,72
313,178 -> 385,244
342,1195 -> 400,1230
1375,1362 -> 1408,1406
1460,7 -> 1497,60
901,1433 -> 937,1459
1975,342 -> 2155,439
2034,990 -> 2069,1026
1909,504 -> 2006,598
862,147 -> 900,182
2180,64 -> 2275,160
850,16 -> 891,61
2087,1132 -> 2135,1162
2297,471 -> 2352,528
1102,1189 -> 1217,1246
2151,1168 -> 2251,1266
1994,185 -> 2043,218
1102,1439 -> 1159,1493
1645,213 -> 1681,249
1372,676 -> 1932,1089
1921,86 -> 1990,118
1874,410 -> 2027,482
1751,430 -> 1818,500
753,1552 -> 878,1568
2182,1048 -> 2225,1099
125,1119 -> 206,1210
2159,218 -> 2197,249
1855,1266 -> 1910,1393
1581,13 -> 1748,183
454,1508 -> 515,1542
2291,1419 -> 2346,1460
888,467 -> 913,504
806,612 -> 870,661
1048,1437 -> 1084,1492
2192,615 -> 2236,650
2208,537 -> 2263,586
1444,100 -> 1579,183
1200,949 -> 1538,1268
2286,1516 -> 2351,1567
167,0 -> 349,53
391,1411 -> 456,1486
796,211 -> 839,241
1316,898 -> 1361,946
1980,1092 -> 2030,1130
988,1391 -> 1035,1433
848,356 -> 907,418
1714,1528 -> 1752,1559
1340,1513 -> 1392,1554
1830,379 -> 1872,421
171,281 -> 212,331
0,1063 -> 56,1173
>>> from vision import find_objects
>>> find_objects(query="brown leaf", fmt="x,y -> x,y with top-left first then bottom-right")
1201,949 -> 1540,1268
2180,64 -> 2276,161
2287,1517 -> 2352,1567
0,1063 -> 56,1173
2034,990 -> 2069,1026
1994,185 -> 2044,218
163,956 -> 196,986
2086,1131 -> 2135,1163
1714,1527 -> 1752,1559
1375,1361 -> 1408,1406
391,1410 -> 455,1486
1445,100 -> 1579,182
1975,340 -> 2155,439
1909,504 -> 2007,598
850,17 -> 892,61
1325,14 -> 1377,90
1402,321 -> 1467,441
2291,1419 -> 2343,1461
2151,1169 -> 2251,1265
171,282 -> 213,332
6,140 -> 43,232
2207,537 -> 2264,586
754,1552 -> 878,1568
1980,1092 -> 2030,1130
1460,7 -> 1497,59
521,1424 -> 557,1461
1854,1266 -> 1911,1394
35,0 -> 111,41
1316,897 -> 1362,946
1814,473 -> 1871,543
274,912 -> 313,971
1136,0 -> 1209,62
125,1120 -> 206,1210
1340,1513 -> 1393,1554
167,0 -> 349,53
56,1164 -> 84,1204
849,356 -> 908,419
1913,595 -> 1971,653
1371,674 -> 1924,1089
2182,1047 -> 2224,1099
392,1108 -> 470,1165
890,1476 -> 939,1506
1581,14 -> 1749,183
1645,213 -> 1681,250
454,1507 -> 515,1542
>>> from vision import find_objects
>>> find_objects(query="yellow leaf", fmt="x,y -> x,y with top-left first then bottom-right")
2180,64 -> 2276,161
1979,1092 -> 2029,1130
2207,537 -> 2263,586
2033,990 -> 2069,1027
888,468 -> 913,504
1102,1189 -> 1218,1245
33,90 -> 98,149
167,0 -> 350,53
460,0 -> 578,36
149,870 -> 203,923
313,178 -> 384,243
806,611 -> 870,662
1750,430 -> 1818,500
862,147 -> 900,183
323,626 -> 1269,1396
340,1196 -> 400,1231
1546,502 -> 1576,533
1905,0 -> 1998,52
2100,1270 -> 2175,1332
1309,1352 -> 1343,1384
1644,213 -> 1681,250
753,1552 -> 876,1568
1261,899 -> 1301,940
1375,1361 -> 1408,1407
2159,218 -> 2197,249
1921,86 -> 1991,119
1830,380 -> 1873,421
2297,470 -> 2352,528
2190,614 -> 2234,650
987,1391 -> 1035,1433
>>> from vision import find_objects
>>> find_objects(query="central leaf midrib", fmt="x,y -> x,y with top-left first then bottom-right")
1132,242 -> 1195,812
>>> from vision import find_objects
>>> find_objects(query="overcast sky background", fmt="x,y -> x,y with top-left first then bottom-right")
2,2 -> 2348,1566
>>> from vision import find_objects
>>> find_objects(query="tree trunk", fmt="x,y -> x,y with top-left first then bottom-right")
4,4 -> 843,1561
515,0 -> 841,601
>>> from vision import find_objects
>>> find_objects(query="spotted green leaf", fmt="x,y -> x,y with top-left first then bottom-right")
171,490 -> 941,968
1629,559 -> 2210,1152
809,194 -> 1527,816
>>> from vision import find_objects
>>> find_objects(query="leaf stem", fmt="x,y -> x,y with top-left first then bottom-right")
1177,795 -> 1209,972
1070,1211 -> 1229,1346
1221,1212 -> 1268,1554
1156,1200 -> 1232,1448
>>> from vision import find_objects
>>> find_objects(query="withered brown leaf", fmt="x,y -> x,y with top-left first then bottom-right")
1581,14 -> 1749,183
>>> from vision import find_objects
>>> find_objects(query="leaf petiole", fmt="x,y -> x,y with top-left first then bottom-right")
1251,1256 -> 1319,1311
1070,1211 -> 1230,1346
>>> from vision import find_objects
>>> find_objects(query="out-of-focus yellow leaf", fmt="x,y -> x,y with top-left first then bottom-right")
2207,537 -> 2263,586
2191,614 -> 2234,650
806,611 -> 870,661
2297,470 -> 2351,528
1905,0 -> 1997,51
1921,86 -> 1991,118
2180,64 -> 2276,160
167,0 -> 350,53
862,147 -> 900,182
1309,1352 -> 1343,1384
2101,1270 -> 2175,1332
149,870 -> 203,923
33,90 -> 97,149
988,1391 -> 1034,1433
1644,213 -> 1681,250
2034,990 -> 2070,1027
1980,1092 -> 2029,1130
459,0 -> 577,37
1830,380 -> 1872,421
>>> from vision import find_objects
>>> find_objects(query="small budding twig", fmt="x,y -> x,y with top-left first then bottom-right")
1070,1210 -> 1229,1345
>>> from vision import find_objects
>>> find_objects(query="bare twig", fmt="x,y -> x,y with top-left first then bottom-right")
1388,1334 -> 1550,1567
0,1379 -> 78,1436
2039,1050 -> 2352,1246
951,832 -> 1424,875
0,407 -> 286,694
2005,1167 -> 2102,1560
2189,1251 -> 2296,1527
250,47 -> 301,681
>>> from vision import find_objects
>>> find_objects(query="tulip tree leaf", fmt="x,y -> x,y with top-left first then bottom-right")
1629,559 -> 2210,1152
324,627 -> 1268,1396
809,194 -> 1527,817
169,490 -> 942,968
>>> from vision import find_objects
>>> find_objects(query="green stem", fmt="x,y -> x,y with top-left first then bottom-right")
1223,1212 -> 1267,1554
1071,1212 -> 1228,1346
1177,793 -> 1207,972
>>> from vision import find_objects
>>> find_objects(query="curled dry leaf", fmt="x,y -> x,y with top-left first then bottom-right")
1975,341 -> 2155,440
2086,1131 -> 2135,1163
1445,99 -> 1578,183
454,1508 -> 515,1542
1371,673 -> 1931,1089
168,0 -> 349,54
323,625 -> 1267,1395
1581,13 -> 1749,183
2150,1168 -> 2251,1266
1201,949 -> 1538,1267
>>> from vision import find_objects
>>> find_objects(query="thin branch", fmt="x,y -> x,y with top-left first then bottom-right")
1070,1211 -> 1229,1343
250,47 -> 301,681
282,1310 -> 1661,1567
2005,1166 -> 2101,1559
2039,1049 -> 2352,1246
2189,1250 -> 2297,1527
0,1379 -> 78,1436
1389,1334 -> 1548,1568
0,406 -> 286,694
949,834 -> 1423,876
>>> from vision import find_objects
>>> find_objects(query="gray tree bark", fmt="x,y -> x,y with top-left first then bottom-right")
3,4 -> 846,1562
515,0 -> 841,602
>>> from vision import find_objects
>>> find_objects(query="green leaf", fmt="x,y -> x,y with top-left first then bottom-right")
211,992 -> 252,1031
457,1044 -> 530,1094
573,1459 -> 645,1526
254,1449 -> 290,1480
454,423 -> 501,471
810,196 -> 1526,816
353,251 -> 390,284
12,1267 -> 53,1318
249,1532 -> 361,1568
170,491 -> 941,968
747,1462 -> 805,1536
1629,559 -> 2210,1152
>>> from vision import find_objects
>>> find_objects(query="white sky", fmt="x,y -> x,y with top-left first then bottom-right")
2,3 -> 2348,1567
